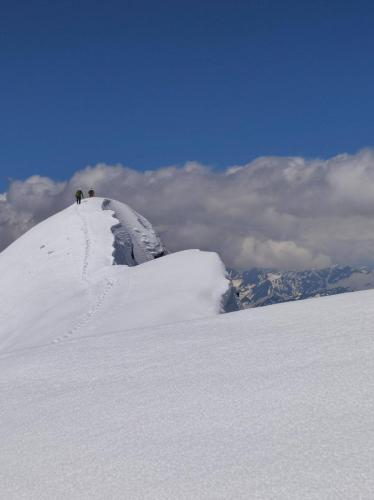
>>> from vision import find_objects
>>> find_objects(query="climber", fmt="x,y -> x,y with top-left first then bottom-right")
88,188 -> 95,198
75,189 -> 84,204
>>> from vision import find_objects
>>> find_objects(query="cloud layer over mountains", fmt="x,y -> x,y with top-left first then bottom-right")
2,149 -> 374,270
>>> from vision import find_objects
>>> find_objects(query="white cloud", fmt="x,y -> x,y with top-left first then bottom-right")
236,237 -> 331,270
1,149 -> 374,270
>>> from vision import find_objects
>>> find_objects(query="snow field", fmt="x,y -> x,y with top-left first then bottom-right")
2,289 -> 374,498
2,198 -> 374,498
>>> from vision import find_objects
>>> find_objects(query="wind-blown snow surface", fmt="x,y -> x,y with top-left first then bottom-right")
2,289 -> 374,498
2,200 -> 374,499
0,198 -> 227,353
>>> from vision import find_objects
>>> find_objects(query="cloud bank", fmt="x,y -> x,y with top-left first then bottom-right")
2,149 -> 374,270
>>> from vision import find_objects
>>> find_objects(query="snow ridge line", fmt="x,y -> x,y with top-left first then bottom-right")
52,202 -> 133,345
102,199 -> 137,266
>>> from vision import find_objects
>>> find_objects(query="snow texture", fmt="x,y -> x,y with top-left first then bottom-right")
2,198 -> 374,499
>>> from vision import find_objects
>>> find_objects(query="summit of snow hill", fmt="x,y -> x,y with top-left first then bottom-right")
3,197 -> 374,498
0,197 -> 229,353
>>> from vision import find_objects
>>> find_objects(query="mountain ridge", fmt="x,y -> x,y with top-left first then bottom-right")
0,198 -> 228,353
229,264 -> 374,308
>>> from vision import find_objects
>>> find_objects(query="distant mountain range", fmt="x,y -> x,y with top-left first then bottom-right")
229,265 -> 374,309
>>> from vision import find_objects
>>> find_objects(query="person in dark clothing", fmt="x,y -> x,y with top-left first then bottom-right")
75,189 -> 84,204
88,188 -> 95,198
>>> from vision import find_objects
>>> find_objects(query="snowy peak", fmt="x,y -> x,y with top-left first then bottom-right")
0,198 -> 228,353
4,201 -> 374,499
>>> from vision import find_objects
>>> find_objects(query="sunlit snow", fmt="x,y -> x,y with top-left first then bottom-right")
1,198 -> 374,499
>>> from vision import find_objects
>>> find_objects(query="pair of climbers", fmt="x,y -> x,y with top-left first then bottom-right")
75,189 -> 95,204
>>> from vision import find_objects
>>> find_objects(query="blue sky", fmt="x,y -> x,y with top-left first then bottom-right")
1,0 -> 374,191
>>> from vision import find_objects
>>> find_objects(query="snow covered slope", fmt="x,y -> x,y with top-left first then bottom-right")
0,198 -> 228,353
2,288 -> 374,499
3,198 -> 374,499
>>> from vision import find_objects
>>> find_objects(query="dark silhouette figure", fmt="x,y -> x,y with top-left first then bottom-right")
88,188 -> 95,198
75,189 -> 84,204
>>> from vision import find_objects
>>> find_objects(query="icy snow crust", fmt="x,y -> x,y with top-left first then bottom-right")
0,198 -> 227,353
2,199 -> 374,498
102,198 -> 166,265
